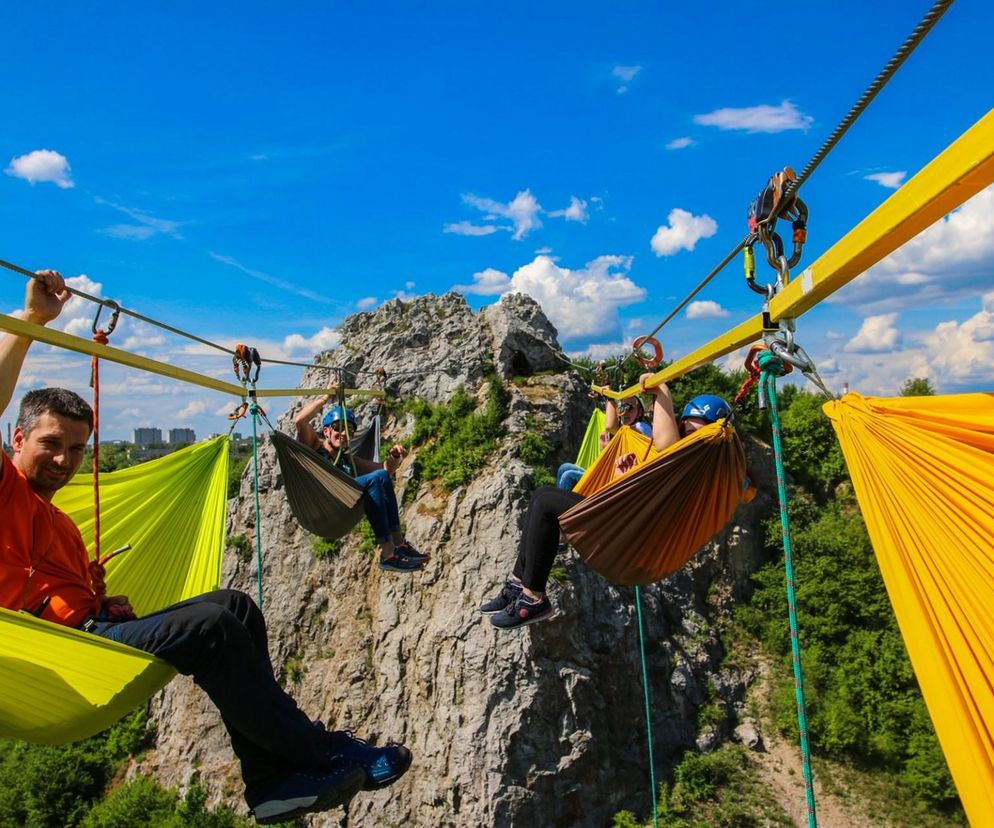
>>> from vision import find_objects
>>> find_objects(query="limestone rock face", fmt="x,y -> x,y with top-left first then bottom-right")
138,292 -> 774,827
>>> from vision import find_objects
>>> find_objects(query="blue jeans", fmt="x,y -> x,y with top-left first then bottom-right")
357,469 -> 401,543
89,590 -> 333,799
556,462 -> 585,491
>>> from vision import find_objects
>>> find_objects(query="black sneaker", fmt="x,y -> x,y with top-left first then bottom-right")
490,594 -> 555,629
379,553 -> 422,572
480,579 -> 523,614
320,730 -> 413,790
247,763 -> 365,824
396,540 -> 429,562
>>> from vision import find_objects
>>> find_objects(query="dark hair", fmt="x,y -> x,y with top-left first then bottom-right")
17,388 -> 94,436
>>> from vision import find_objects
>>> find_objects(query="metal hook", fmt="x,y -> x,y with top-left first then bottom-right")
92,300 -> 121,336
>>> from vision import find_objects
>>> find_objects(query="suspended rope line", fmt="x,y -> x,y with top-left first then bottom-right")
249,403 -> 265,608
761,352 -> 817,828
634,586 -> 659,828
784,0 -> 954,201
0,258 -> 236,357
622,0 -> 955,359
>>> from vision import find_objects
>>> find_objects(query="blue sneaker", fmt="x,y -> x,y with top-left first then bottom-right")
379,553 -> 422,572
490,594 -> 555,629
247,763 -> 365,824
480,579 -> 523,614
320,730 -> 413,790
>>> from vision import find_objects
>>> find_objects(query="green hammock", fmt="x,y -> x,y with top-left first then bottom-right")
0,436 -> 229,744
574,408 -> 606,469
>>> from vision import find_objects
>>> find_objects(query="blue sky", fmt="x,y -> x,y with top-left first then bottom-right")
2,1 -> 993,441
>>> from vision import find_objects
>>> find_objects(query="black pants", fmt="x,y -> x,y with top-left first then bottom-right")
512,486 -> 583,593
90,589 -> 331,799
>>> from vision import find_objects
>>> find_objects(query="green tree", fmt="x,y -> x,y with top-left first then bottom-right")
901,377 -> 936,396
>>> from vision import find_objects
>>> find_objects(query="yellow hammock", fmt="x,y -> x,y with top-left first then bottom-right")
561,421 -> 746,586
824,391 -> 994,826
0,436 -> 229,744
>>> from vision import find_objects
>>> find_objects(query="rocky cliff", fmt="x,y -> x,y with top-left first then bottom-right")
138,292 -> 774,827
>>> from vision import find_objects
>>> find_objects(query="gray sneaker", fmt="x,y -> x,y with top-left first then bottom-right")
490,594 -> 555,629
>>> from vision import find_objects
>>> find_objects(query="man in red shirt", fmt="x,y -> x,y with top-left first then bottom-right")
1,270 -> 411,823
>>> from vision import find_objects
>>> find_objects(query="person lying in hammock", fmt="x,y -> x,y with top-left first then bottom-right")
482,374 -> 732,629
556,393 -> 652,491
0,271 -> 412,824
295,395 -> 427,572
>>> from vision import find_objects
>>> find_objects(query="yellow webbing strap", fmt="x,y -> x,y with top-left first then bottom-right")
824,392 -> 994,825
0,437 -> 229,744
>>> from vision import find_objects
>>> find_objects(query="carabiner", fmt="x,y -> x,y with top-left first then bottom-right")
92,300 -> 121,337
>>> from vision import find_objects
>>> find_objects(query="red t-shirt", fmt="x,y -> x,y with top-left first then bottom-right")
0,451 -> 98,627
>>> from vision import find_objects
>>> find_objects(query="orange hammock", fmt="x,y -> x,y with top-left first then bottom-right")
560,421 -> 747,586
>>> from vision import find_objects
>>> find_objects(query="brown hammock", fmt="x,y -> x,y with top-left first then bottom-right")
559,421 -> 747,586
270,430 -> 366,540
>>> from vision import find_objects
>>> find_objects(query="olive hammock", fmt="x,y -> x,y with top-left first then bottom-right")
824,391 -> 994,824
560,421 -> 748,586
0,436 -> 229,744
269,416 -> 381,541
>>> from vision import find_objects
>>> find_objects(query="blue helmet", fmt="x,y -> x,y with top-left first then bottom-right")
681,394 -> 732,423
322,406 -> 357,430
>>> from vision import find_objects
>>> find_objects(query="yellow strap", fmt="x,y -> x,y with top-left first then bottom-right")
600,107 -> 994,400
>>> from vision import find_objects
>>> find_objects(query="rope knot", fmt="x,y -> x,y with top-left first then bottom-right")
757,350 -> 789,377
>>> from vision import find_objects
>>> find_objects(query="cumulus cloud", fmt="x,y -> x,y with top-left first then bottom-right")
462,190 -> 543,240
686,300 -> 730,320
443,220 -> 499,236
666,137 -> 694,150
283,326 -> 341,357
356,296 -> 377,310
922,293 -> 994,386
5,149 -> 74,188
693,100 -> 813,134
865,171 -> 907,189
832,184 -> 994,311
845,313 -> 901,353
613,64 -> 642,94
548,196 -> 589,223
176,400 -> 207,420
455,254 -> 645,342
454,267 -> 513,296
650,208 -> 718,256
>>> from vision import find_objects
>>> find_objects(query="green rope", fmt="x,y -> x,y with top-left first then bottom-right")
634,586 -> 659,828
249,404 -> 264,609
760,356 -> 818,828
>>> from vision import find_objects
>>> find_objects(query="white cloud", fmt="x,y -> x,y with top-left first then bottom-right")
209,252 -> 338,305
548,196 -> 589,223
282,326 -> 341,357
443,220 -> 499,236
405,281 -> 415,289
95,197 -> 183,240
845,313 -> 901,353
454,267 -> 513,296
356,296 -> 377,310
534,246 -> 553,255
865,171 -> 907,189
613,64 -> 642,94
466,254 -> 645,342
922,293 -> 994,385
121,332 -> 166,352
175,400 -> 207,421
686,300 -> 730,320
666,137 -> 694,150
650,208 -> 718,256
693,100 -> 813,134
833,184 -> 994,311
5,149 -> 74,188
462,190 -> 543,240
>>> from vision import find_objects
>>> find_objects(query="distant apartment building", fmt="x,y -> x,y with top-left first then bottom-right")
169,428 -> 196,444
133,427 -> 162,446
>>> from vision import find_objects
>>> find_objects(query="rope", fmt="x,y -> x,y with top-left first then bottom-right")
249,402 -> 265,608
760,353 -> 817,828
90,329 -> 108,575
624,0 -> 955,356
634,586 -> 659,828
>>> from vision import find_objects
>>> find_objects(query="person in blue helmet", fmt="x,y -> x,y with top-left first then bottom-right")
295,393 -> 426,572
482,376 -> 732,630
556,393 -> 653,491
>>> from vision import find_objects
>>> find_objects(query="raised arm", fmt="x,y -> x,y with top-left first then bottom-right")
294,392 -> 333,450
640,373 -> 681,452
1,270 -> 70,420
